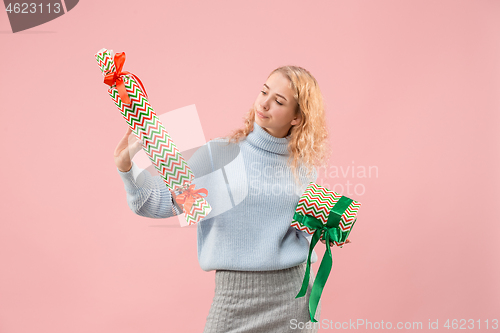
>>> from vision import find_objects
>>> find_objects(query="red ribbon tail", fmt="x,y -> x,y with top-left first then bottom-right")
184,201 -> 193,215
132,74 -> 148,98
116,80 -> 131,105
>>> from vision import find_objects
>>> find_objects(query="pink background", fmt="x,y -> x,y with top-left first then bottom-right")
1,0 -> 499,332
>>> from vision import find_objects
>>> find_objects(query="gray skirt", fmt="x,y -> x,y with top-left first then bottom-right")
203,263 -> 321,333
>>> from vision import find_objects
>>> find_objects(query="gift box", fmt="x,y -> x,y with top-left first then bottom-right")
291,182 -> 361,322
94,48 -> 212,226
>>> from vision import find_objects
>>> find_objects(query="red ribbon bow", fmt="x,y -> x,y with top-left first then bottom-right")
175,184 -> 209,215
103,52 -> 148,105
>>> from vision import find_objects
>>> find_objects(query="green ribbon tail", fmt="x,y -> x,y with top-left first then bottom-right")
308,231 -> 333,323
292,196 -> 355,323
296,229 -> 321,298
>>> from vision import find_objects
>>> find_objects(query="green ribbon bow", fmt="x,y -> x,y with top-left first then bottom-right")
293,196 -> 355,323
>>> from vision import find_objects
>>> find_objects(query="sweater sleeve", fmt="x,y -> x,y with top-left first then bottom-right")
117,161 -> 182,218
116,141 -> 215,219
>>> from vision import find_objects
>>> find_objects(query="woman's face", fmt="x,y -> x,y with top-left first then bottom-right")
253,72 -> 301,138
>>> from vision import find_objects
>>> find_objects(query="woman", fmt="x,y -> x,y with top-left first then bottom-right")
114,66 -> 348,332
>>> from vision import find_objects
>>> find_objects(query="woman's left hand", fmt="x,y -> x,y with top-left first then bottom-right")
320,238 -> 351,247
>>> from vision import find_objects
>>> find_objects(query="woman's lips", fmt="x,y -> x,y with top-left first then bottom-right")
256,111 -> 268,119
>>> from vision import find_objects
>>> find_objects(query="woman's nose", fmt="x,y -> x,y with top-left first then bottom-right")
260,98 -> 270,110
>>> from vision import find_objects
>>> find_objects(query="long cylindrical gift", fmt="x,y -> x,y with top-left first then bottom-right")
291,182 -> 361,322
95,48 -> 212,225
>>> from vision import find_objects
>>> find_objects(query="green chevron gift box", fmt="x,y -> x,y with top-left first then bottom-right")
95,48 -> 212,226
291,182 -> 361,322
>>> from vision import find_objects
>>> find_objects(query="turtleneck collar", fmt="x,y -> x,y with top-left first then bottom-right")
245,121 -> 291,155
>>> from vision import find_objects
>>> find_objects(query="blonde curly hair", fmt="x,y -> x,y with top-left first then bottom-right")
223,65 -> 330,186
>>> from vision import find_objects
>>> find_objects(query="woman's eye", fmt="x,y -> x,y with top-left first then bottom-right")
261,91 -> 283,105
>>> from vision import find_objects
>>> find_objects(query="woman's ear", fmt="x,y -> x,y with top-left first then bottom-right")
291,114 -> 302,126
291,104 -> 302,126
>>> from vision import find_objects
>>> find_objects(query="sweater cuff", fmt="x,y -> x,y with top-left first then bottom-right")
117,161 -> 146,190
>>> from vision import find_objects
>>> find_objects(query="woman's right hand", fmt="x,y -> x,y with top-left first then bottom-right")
321,238 -> 351,247
114,127 -> 143,172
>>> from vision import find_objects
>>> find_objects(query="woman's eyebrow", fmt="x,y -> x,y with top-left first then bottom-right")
263,84 -> 288,101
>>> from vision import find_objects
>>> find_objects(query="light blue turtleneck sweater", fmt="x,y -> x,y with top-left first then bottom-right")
117,121 -> 318,271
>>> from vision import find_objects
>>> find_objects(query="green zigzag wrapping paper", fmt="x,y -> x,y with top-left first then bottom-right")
291,182 -> 361,323
95,48 -> 212,226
